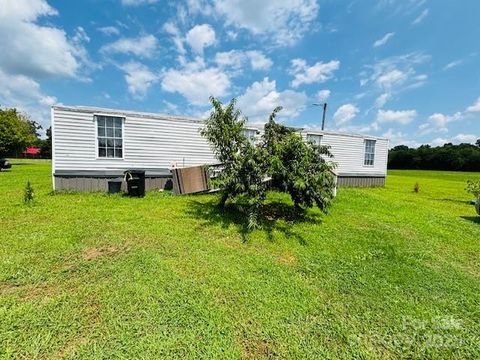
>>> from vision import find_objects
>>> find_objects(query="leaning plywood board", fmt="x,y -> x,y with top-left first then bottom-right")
172,166 -> 209,195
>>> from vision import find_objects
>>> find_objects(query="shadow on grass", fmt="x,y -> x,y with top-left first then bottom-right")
460,216 -> 480,224
436,198 -> 473,205
187,198 -> 322,244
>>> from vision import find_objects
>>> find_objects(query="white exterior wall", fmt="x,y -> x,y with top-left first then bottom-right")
52,106 -> 217,174
300,131 -> 388,176
53,106 -> 389,189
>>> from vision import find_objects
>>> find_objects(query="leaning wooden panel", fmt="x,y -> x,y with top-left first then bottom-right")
172,166 -> 209,195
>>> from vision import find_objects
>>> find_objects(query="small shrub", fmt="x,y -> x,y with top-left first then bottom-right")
466,179 -> 480,199
24,181 -> 34,204
413,182 -> 420,193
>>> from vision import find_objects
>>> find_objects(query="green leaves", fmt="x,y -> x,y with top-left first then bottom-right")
465,179 -> 480,199
0,107 -> 39,157
202,97 -> 337,227
262,121 -> 336,211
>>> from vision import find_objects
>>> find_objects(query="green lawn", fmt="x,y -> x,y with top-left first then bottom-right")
1,160 -> 479,359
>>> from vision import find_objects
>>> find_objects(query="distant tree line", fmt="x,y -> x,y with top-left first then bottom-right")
0,107 -> 51,158
388,141 -> 480,171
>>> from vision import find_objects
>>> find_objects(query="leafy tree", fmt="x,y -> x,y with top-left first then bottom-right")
0,107 -> 38,157
466,179 -> 480,199
200,97 -> 269,228
27,119 -> 42,139
263,109 -> 336,211
476,139 -> 480,147
389,142 -> 480,171
40,127 -> 52,158
201,97 -> 337,227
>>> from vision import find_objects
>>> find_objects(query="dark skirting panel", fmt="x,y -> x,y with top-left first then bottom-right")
337,176 -> 385,187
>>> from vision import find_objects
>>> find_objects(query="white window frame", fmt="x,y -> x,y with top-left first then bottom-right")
364,139 -> 376,166
306,133 -> 322,146
94,114 -> 125,160
242,128 -> 258,145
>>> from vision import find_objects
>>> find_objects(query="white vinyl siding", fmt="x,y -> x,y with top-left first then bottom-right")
306,134 -> 322,146
52,107 -> 217,173
242,129 -> 257,145
364,139 -> 376,166
52,106 -> 389,187
300,131 -> 388,177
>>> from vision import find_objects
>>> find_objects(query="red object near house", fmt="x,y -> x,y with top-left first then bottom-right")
24,147 -> 41,156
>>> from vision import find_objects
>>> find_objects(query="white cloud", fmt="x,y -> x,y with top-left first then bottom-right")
185,0 -> 214,16
381,128 -> 420,148
185,24 -> 216,55
226,30 -> 237,40
289,59 -> 340,88
466,97 -> 480,113
0,0 -> 91,128
374,93 -> 391,108
373,32 -> 395,48
443,60 -> 463,71
163,22 -> 186,56
427,112 -> 462,130
119,62 -> 158,99
429,137 -> 449,147
121,0 -> 158,5
214,0 -> 319,46
246,51 -> 273,70
0,69 -> 56,128
101,34 -> 158,58
417,96 -> 480,135
98,26 -> 120,36
0,0 -> 86,79
361,52 -> 430,92
412,9 -> 429,25
214,50 -> 272,71
452,134 -> 477,144
376,69 -> 407,89
376,109 -> 417,125
237,77 -> 307,122
428,134 -> 477,147
333,104 -> 359,126
161,60 -> 230,105
316,90 -> 331,102
214,50 -> 245,69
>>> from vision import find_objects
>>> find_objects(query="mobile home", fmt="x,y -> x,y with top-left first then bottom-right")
52,105 -> 389,192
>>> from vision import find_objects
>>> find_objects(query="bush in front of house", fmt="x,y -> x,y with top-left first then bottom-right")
201,97 -> 337,228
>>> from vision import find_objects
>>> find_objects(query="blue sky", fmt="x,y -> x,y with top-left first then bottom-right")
0,0 -> 479,147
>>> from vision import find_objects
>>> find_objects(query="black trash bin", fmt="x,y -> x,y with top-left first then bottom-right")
108,180 -> 122,194
124,170 -> 145,197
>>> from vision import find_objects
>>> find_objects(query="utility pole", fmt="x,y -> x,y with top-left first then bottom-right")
312,103 -> 328,130
321,103 -> 327,130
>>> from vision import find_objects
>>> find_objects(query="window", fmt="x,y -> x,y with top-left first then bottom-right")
96,115 -> 123,158
364,139 -> 376,166
242,129 -> 257,145
307,134 -> 322,146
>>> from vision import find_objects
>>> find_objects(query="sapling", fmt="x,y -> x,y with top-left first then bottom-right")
413,182 -> 420,193
24,181 -> 34,204
466,179 -> 480,215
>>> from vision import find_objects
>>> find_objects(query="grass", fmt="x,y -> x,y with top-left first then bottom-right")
0,160 -> 479,359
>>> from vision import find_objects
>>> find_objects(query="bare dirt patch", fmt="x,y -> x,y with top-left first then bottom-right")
277,254 -> 297,265
241,339 -> 277,359
82,245 -> 122,260
0,281 -> 60,302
